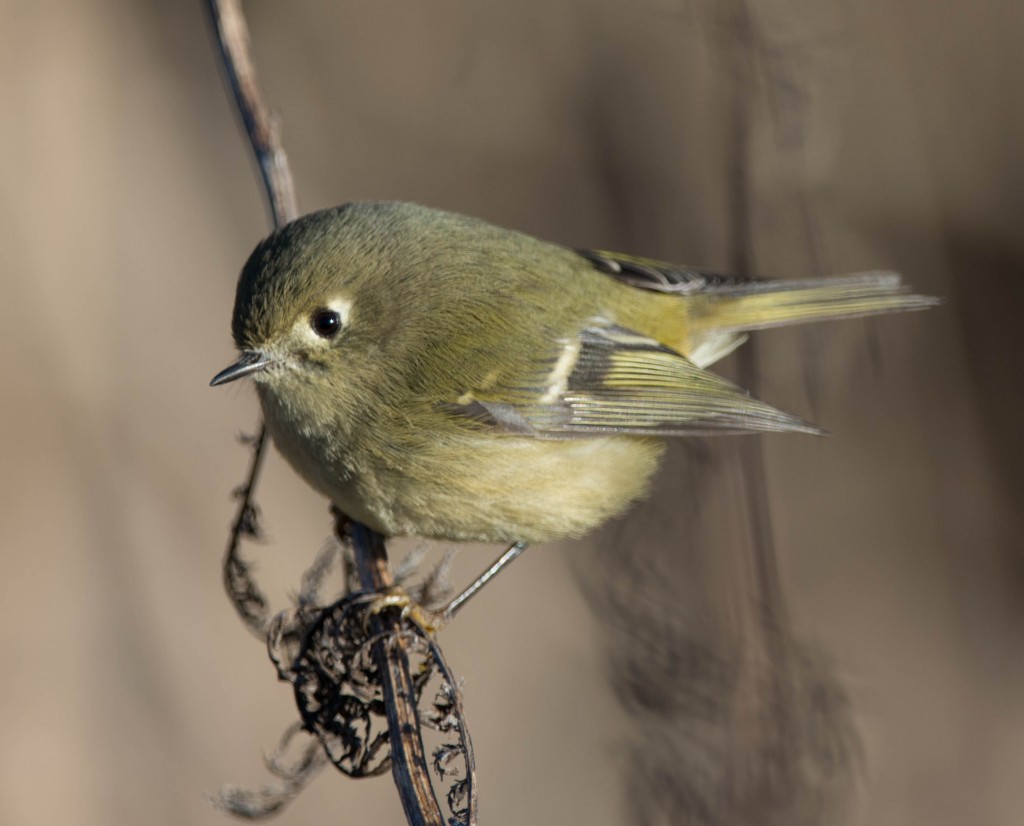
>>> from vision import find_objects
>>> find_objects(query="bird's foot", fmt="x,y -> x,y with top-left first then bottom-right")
359,540 -> 530,634
363,586 -> 448,635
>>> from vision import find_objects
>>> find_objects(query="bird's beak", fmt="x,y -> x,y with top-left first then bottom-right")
210,350 -> 273,386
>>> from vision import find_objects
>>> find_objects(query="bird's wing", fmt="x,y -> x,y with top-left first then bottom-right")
577,249 -> 759,294
446,322 -> 820,438
579,249 -> 938,331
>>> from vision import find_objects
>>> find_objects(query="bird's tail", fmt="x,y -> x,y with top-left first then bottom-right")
690,271 -> 940,333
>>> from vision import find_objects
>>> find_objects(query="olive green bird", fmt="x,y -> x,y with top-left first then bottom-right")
212,201 -> 936,544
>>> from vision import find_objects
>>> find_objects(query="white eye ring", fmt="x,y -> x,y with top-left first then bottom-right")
296,296 -> 352,344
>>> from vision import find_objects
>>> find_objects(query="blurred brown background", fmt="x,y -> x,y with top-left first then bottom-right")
2,0 -> 1022,824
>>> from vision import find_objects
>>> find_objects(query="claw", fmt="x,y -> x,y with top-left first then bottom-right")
361,586 -> 447,635
355,540 -> 529,635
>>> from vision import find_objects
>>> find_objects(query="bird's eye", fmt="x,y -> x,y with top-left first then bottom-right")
310,308 -> 342,338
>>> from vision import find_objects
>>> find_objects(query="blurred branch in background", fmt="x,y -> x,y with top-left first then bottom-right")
579,3 -> 861,824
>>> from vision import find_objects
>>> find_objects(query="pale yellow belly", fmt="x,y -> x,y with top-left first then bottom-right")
260,384 -> 664,542
345,435 -> 665,543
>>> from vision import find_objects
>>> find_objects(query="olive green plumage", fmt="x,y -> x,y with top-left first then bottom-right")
214,201 -> 936,543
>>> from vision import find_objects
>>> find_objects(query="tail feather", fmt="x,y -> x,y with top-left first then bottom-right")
692,271 -> 940,333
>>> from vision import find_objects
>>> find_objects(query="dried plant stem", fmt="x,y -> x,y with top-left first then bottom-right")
205,2 -> 443,822
205,0 -> 296,636
205,0 -> 299,227
345,517 -> 446,825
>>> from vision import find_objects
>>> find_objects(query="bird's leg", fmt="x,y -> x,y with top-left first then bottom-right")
365,540 -> 529,634
439,540 -> 529,623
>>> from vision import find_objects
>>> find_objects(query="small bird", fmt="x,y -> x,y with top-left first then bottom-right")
212,201 -> 936,545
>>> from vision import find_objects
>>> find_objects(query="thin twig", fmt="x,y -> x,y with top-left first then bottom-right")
205,0 -> 297,636
204,0 -> 299,227
222,426 -> 271,636
205,3 -> 445,822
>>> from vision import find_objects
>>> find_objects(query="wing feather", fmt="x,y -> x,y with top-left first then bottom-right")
448,323 -> 820,438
